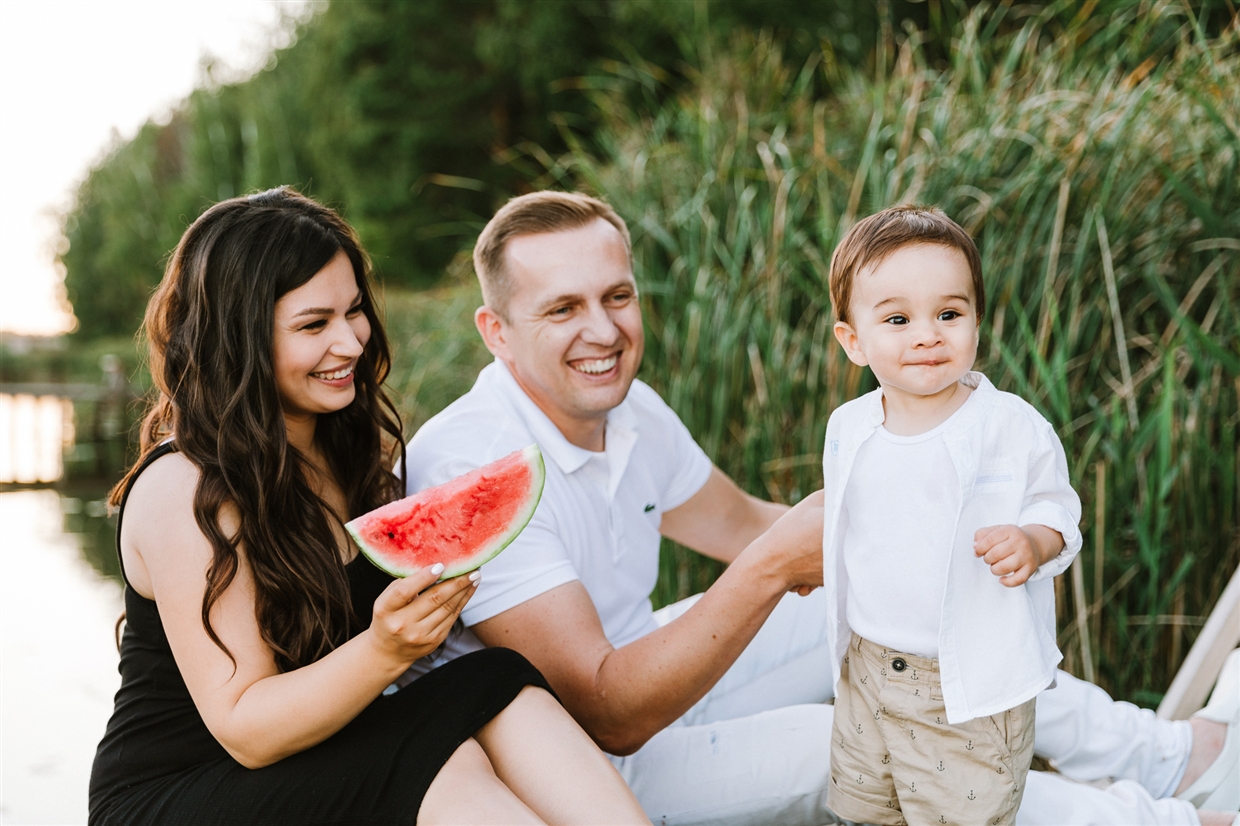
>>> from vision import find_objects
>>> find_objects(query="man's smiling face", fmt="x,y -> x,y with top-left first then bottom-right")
479,217 -> 644,449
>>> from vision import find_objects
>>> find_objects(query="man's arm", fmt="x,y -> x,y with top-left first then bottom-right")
472,490 -> 823,755
658,466 -> 789,563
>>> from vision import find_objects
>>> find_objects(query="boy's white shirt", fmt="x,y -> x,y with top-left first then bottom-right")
822,371 -> 1083,723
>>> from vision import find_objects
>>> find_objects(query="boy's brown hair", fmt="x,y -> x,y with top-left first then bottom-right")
473,191 -> 632,319
828,204 -> 984,324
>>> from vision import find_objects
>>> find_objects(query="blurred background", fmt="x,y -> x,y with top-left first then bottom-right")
1,0 -> 1237,822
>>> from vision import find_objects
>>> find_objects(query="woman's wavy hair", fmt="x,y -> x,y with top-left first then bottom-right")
111,186 -> 406,671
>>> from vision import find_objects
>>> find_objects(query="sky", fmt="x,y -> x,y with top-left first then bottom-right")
0,0 -> 312,336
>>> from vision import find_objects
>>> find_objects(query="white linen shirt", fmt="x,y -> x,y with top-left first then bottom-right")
403,360 -> 713,666
822,372 -> 1083,723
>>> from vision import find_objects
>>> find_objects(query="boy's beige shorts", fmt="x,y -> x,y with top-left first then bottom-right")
827,633 -> 1036,826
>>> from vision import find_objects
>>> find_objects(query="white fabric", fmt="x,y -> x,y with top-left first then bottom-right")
823,371 -> 1083,723
610,590 -> 842,826
1035,670 -> 1192,798
1018,776 -> 1199,826
842,412 -> 966,658
403,361 -> 713,662
608,592 -> 1197,826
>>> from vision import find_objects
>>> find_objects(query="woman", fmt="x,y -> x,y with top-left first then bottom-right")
89,187 -> 650,825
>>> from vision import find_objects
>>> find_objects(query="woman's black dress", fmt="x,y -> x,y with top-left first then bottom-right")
89,444 -> 551,826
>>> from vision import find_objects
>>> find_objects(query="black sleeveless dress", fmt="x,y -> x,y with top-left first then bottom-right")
89,443 -> 551,826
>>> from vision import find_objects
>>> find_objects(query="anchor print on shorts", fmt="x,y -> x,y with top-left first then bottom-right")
936,760 -> 946,772
968,790 -> 976,801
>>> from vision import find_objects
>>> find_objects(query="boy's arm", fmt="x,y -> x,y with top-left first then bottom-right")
1017,422 -> 1084,580
975,421 -> 1083,586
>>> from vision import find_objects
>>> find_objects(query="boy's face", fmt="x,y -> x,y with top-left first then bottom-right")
833,243 -> 979,407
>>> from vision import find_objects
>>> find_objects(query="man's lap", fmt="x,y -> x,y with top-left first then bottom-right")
655,589 -> 834,725
633,589 -> 1198,826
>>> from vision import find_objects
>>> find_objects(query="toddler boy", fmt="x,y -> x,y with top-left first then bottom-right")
822,205 -> 1082,825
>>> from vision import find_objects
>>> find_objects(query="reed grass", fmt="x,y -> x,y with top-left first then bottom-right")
504,0 -> 1240,703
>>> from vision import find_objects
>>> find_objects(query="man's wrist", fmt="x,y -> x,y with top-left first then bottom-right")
728,532 -> 801,597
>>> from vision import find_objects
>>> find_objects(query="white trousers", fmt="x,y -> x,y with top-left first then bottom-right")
608,591 -> 1200,826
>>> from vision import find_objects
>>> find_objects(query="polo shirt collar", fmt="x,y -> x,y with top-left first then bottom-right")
483,360 -> 638,482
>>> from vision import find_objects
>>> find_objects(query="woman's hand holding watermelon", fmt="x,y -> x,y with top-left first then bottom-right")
365,563 -> 479,665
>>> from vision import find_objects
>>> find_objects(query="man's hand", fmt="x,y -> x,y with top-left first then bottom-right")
752,490 -> 824,596
973,524 -> 1064,587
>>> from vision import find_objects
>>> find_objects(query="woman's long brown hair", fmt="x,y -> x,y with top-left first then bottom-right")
111,187 -> 406,671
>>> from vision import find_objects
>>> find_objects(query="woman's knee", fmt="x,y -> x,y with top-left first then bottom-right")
419,737 -> 543,825
433,738 -> 496,785
477,686 -> 562,737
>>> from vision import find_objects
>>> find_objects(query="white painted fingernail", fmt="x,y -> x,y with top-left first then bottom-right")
468,570 -> 481,582
430,563 -> 445,576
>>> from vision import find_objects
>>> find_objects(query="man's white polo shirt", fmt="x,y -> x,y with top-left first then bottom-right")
402,360 -> 713,667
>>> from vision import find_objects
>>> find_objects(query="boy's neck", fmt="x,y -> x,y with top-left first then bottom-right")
880,379 -> 973,436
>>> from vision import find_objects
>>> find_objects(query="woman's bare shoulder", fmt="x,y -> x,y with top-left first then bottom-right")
121,451 -> 212,596
125,450 -> 200,513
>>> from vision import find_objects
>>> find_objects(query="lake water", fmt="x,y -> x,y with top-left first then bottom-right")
1,395 -> 122,826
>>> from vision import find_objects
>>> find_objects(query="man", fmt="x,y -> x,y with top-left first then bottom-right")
404,190 -> 1237,825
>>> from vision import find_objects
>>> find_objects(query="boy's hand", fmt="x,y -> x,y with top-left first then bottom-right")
973,524 -> 1064,587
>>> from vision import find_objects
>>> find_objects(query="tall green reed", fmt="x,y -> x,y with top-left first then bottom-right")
520,1 -> 1238,702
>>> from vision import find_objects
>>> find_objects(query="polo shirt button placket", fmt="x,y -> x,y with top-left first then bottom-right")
609,501 -> 625,563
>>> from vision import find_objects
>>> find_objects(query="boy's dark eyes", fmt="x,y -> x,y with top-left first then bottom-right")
884,314 -> 909,325
939,310 -> 963,321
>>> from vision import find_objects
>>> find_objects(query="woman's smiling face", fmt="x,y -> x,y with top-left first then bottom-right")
272,250 -> 370,430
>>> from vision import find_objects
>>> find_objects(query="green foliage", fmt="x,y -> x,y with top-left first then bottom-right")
56,0 -> 955,339
380,269 -> 491,436
524,0 -> 1239,702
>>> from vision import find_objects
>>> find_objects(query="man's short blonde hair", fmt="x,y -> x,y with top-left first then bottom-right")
829,204 -> 984,325
473,191 -> 632,318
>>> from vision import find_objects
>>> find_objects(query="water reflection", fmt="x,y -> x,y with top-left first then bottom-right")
0,394 -> 73,484
1,489 -> 122,825
1,392 -> 125,823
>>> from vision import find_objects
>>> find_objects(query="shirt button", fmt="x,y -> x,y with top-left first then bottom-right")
891,658 -> 907,672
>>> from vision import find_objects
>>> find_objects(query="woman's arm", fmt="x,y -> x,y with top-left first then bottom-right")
123,452 -> 476,768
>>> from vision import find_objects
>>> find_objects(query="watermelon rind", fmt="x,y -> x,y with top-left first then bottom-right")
346,444 -> 545,580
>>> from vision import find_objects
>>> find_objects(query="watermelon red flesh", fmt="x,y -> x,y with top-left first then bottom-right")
346,445 -> 545,579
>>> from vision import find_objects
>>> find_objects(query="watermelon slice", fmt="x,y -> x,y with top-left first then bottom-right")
346,445 -> 545,579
